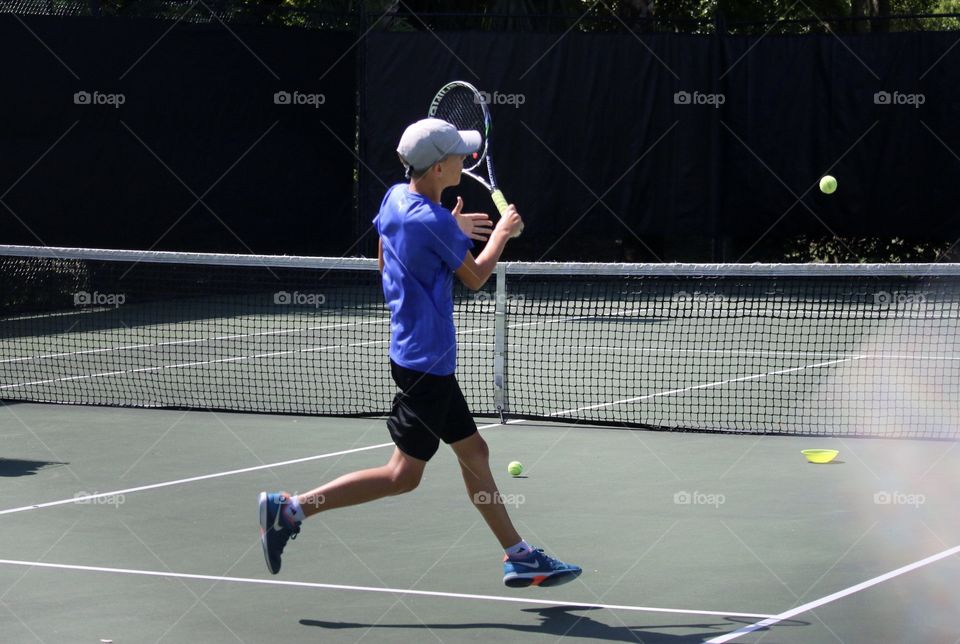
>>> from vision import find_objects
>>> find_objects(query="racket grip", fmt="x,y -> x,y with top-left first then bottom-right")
491,189 -> 522,238
491,189 -> 509,214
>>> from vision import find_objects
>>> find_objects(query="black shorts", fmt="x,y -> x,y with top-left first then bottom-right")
386,360 -> 478,462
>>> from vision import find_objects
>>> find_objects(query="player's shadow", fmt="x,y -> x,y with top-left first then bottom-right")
0,458 -> 68,477
301,606 -> 807,642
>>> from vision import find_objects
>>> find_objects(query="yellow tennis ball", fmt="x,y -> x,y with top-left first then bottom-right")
819,175 -> 837,194
507,461 -> 523,477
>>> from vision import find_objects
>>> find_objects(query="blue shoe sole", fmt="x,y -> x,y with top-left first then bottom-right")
503,568 -> 582,588
258,492 -> 279,574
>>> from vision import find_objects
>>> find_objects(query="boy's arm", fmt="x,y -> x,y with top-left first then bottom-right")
454,204 -> 523,291
378,237 -> 384,274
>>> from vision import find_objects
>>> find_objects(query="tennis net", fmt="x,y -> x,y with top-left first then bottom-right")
2,245 -> 959,439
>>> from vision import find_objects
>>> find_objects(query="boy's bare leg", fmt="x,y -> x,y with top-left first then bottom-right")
450,432 -> 521,548
294,447 -> 426,518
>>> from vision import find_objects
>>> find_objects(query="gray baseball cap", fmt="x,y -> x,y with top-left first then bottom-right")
396,118 -> 481,173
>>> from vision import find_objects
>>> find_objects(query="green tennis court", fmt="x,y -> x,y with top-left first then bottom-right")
2,246 -> 960,642
2,402 -> 959,642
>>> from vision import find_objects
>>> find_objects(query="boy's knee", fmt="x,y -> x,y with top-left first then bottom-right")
464,434 -> 489,461
390,464 -> 422,494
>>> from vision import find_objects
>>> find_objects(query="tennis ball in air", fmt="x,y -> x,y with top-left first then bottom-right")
507,461 -> 524,477
819,175 -> 837,194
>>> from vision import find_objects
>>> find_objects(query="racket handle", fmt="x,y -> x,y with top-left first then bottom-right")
491,189 -> 509,214
491,189 -> 523,238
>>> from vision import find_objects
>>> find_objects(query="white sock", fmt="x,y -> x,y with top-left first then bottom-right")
505,540 -> 534,560
287,496 -> 306,523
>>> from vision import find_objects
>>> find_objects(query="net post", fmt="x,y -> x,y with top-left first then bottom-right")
493,263 -> 508,423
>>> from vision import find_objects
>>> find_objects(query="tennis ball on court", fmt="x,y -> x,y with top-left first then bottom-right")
819,175 -> 837,194
507,461 -> 524,477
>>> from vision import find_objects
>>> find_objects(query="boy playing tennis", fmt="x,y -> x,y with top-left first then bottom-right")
259,118 -> 581,588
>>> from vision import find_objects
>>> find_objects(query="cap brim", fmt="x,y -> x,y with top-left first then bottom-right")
453,130 -> 482,155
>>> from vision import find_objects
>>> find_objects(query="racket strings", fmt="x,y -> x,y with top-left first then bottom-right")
434,88 -> 484,127
439,101 -> 483,130
433,89 -> 487,170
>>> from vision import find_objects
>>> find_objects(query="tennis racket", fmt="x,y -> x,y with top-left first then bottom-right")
428,81 -> 522,237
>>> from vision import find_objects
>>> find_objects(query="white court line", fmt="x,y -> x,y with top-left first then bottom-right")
547,357 -> 864,417
0,559 -> 775,620
0,318 -> 388,364
413,342 -> 960,363
530,345 -> 960,362
0,315 -> 584,392
0,419 -> 505,515
0,441 -> 393,515
1,338 -> 389,390
0,355 -> 854,514
1,308 -> 496,367
2,334 -> 473,391
706,543 -> 960,643
0,310 -> 576,368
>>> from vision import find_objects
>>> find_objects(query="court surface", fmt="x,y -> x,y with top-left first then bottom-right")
2,401 -> 958,643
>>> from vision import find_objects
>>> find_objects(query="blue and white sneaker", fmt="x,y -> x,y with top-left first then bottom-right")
258,492 -> 301,575
503,548 -> 582,588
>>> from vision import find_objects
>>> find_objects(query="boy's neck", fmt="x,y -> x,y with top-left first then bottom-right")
408,180 -> 442,205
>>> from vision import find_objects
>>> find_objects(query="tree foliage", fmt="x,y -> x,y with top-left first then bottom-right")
91,0 -> 960,32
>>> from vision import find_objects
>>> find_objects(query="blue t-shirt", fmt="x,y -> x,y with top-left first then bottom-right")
373,184 -> 473,376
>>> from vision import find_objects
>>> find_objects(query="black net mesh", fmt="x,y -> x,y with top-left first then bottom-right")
505,270 -> 960,438
2,247 -> 959,439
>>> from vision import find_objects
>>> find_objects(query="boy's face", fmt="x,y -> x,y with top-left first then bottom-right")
438,154 -> 465,188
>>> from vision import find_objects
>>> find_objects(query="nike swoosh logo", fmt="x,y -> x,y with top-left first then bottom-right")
512,560 -> 540,569
271,500 -> 284,532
